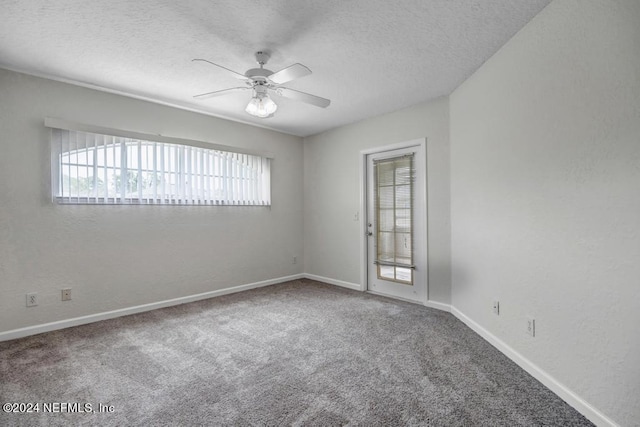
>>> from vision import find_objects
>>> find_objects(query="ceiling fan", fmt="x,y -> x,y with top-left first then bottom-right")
192,51 -> 331,118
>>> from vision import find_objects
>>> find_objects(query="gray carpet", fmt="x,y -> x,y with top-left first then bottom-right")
0,279 -> 592,426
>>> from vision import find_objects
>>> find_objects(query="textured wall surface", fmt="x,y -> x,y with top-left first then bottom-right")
450,0 -> 640,425
303,98 -> 451,304
0,68 -> 304,333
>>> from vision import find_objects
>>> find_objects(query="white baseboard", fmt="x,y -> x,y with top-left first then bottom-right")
451,307 -> 618,427
0,274 -> 304,342
303,273 -> 363,291
306,273 -> 452,314
424,300 -> 451,312
0,272 -> 618,426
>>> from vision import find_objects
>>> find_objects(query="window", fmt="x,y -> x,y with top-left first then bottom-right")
49,126 -> 271,206
374,154 -> 414,284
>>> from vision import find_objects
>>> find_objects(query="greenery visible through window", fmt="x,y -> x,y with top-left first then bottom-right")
51,129 -> 271,206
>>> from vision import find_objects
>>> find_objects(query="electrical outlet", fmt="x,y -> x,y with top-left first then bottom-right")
61,288 -> 72,301
292,256 -> 297,265
526,317 -> 536,337
492,300 -> 500,315
26,292 -> 38,307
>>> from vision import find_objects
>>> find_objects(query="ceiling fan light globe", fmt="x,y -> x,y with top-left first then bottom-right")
262,96 -> 278,115
245,97 -> 260,116
246,94 -> 277,118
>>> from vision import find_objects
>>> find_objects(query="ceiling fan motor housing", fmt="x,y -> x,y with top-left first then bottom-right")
253,85 -> 269,97
245,68 -> 273,82
245,51 -> 273,83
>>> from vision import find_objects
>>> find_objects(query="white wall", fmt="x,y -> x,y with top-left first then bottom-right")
0,68 -> 304,333
450,0 -> 640,425
303,98 -> 451,304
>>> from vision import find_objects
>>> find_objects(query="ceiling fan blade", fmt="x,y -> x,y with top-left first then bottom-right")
192,59 -> 247,80
268,63 -> 311,85
275,87 -> 331,108
193,87 -> 249,99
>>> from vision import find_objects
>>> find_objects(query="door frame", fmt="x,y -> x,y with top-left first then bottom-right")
359,138 -> 428,304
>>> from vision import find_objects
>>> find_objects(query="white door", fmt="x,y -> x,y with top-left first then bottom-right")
366,143 -> 426,303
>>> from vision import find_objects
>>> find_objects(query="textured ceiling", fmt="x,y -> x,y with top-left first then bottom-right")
0,0 -> 551,137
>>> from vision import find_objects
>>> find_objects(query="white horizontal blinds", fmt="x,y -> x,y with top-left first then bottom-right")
51,128 -> 271,206
374,154 -> 414,285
